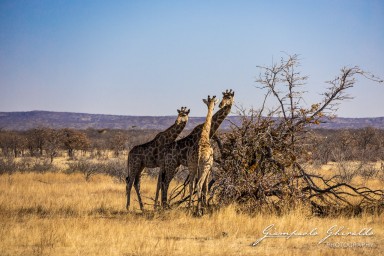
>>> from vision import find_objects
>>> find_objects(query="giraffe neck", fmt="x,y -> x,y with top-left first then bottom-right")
200,103 -> 215,146
154,120 -> 186,145
209,103 -> 232,137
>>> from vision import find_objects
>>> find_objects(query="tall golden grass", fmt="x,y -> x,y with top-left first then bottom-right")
0,162 -> 382,255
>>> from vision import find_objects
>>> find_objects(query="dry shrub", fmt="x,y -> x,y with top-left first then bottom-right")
66,158 -> 126,181
0,157 -> 56,174
210,54 -> 384,216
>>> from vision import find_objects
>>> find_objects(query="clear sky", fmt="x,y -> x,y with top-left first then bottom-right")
1,0 -> 383,117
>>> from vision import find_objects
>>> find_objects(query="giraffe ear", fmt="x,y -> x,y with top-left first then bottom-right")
203,99 -> 208,105
177,109 -> 181,114
186,109 -> 190,115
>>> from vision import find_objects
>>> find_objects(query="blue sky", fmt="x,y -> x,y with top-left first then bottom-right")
1,0 -> 383,117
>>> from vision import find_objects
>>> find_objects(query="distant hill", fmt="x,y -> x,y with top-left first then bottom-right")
316,117 -> 384,129
0,111 -> 222,131
0,111 -> 383,131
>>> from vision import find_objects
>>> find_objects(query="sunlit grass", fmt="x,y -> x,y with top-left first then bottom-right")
0,162 -> 382,255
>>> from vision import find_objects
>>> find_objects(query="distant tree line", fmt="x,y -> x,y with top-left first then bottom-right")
2,125 -> 383,187
310,127 -> 384,164
1,126 -> 383,164
0,127 -> 160,162
0,127 -> 166,180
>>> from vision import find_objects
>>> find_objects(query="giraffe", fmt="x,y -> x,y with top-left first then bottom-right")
155,90 -> 235,209
190,95 -> 217,215
126,107 -> 190,211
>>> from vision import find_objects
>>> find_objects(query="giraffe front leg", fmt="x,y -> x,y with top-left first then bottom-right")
202,179 -> 208,207
161,179 -> 171,209
154,169 -> 163,210
196,177 -> 205,216
204,154 -> 214,207
196,157 -> 213,214
202,170 -> 212,207
188,162 -> 198,211
188,176 -> 195,210
188,173 -> 197,212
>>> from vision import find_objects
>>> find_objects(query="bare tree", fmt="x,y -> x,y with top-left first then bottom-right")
210,54 -> 383,215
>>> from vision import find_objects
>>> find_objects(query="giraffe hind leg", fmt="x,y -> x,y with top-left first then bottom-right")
161,178 -> 172,209
126,175 -> 134,210
154,168 -> 164,210
154,175 -> 160,210
134,172 -> 144,211
126,160 -> 141,211
196,155 -> 213,213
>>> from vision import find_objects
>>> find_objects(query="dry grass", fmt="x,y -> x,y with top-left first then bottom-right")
0,164 -> 383,256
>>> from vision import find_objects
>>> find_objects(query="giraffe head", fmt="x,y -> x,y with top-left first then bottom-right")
219,89 -> 235,108
203,95 -> 218,108
176,106 -> 190,124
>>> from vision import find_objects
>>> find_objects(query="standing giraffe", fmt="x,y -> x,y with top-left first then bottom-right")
191,95 -> 217,215
155,90 -> 235,209
126,107 -> 190,211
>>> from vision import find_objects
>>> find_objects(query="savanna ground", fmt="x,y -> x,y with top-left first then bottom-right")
0,156 -> 382,256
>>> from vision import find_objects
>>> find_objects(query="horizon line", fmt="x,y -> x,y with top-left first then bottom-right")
1,110 -> 383,119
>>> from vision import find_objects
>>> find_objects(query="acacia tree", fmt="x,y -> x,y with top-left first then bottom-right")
45,128 -> 64,163
61,129 -> 90,158
108,131 -> 128,157
211,54 -> 383,215
0,130 -> 25,157
26,128 -> 47,157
